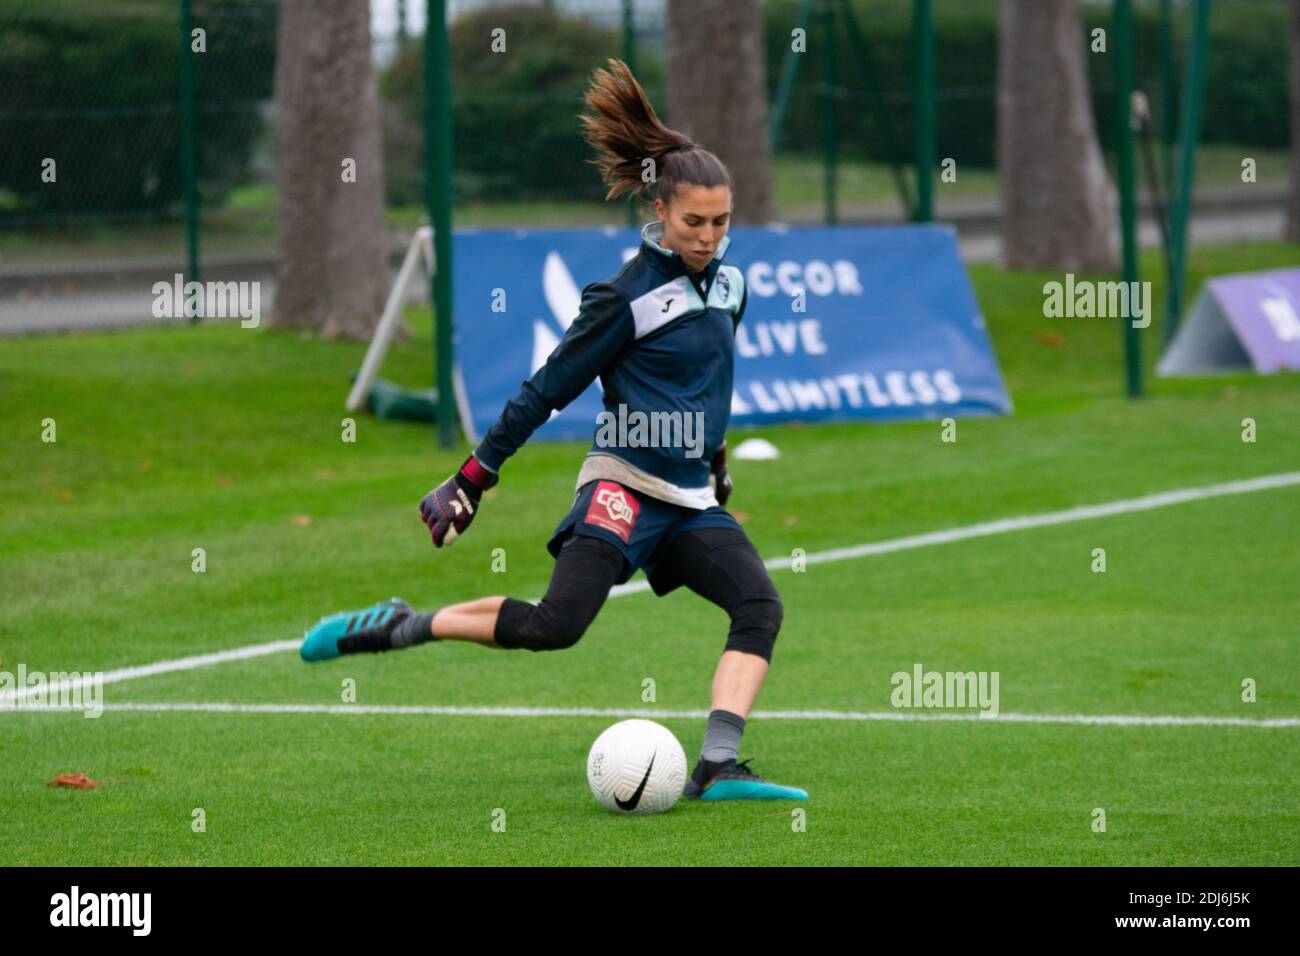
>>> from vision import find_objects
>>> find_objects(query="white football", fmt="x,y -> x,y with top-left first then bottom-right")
586,719 -> 688,814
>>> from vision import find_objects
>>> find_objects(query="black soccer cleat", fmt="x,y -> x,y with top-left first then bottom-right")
682,757 -> 808,801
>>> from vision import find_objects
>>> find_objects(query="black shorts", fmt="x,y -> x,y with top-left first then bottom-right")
495,523 -> 783,658
546,479 -> 744,594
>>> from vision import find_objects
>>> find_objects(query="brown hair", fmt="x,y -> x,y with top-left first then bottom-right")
579,58 -> 732,207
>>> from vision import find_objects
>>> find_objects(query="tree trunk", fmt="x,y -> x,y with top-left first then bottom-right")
1287,0 -> 1300,242
665,0 -> 773,225
998,0 -> 1118,270
274,0 -> 389,338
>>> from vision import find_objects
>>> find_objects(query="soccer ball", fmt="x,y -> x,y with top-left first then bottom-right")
586,719 -> 688,814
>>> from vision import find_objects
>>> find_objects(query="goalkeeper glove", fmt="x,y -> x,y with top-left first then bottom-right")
710,442 -> 733,508
419,454 -> 498,548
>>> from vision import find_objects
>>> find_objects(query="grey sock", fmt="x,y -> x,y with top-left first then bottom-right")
700,709 -> 746,764
392,611 -> 439,648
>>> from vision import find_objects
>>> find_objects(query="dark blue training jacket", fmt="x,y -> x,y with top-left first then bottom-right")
471,219 -> 747,508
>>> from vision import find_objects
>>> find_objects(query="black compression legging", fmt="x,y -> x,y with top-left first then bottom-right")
493,527 -> 783,661
494,534 -> 625,651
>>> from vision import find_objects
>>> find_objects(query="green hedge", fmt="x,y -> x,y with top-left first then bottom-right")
1,0 -> 1284,220
377,0 -> 1289,203
767,0 -> 1290,168
0,0 -> 275,222
381,4 -> 666,205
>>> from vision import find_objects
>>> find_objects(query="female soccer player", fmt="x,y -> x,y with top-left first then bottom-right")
302,59 -> 805,802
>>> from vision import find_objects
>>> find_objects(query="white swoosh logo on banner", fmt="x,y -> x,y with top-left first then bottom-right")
533,251 -> 604,420
542,251 -> 581,335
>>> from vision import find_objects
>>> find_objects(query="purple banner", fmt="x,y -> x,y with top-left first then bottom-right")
1209,268 -> 1300,372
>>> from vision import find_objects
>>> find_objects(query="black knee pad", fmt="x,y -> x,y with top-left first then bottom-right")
495,596 -> 587,651
725,594 -> 783,663
494,534 -> 624,652
659,527 -> 785,663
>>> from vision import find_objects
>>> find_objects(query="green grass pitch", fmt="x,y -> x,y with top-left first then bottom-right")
1,242 -> 1298,865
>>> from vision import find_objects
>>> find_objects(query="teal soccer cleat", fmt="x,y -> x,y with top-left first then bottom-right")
682,757 -> 808,801
300,598 -> 412,662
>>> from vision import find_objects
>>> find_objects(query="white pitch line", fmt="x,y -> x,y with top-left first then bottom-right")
4,469 -> 1299,706
7,701 -> 1300,728
0,640 -> 300,707
762,469 -> 1300,570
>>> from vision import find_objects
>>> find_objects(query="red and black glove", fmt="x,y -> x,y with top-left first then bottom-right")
710,442 -> 733,508
419,454 -> 498,548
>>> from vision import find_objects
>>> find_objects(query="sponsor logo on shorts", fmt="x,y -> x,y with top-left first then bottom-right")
583,481 -> 640,543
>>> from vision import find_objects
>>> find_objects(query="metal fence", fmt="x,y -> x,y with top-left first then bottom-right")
0,0 -> 278,333
0,0 -> 1290,335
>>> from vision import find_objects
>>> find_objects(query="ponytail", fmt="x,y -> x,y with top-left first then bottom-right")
579,59 -> 732,206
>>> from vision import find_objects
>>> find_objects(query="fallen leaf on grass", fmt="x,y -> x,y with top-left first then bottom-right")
48,773 -> 98,789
